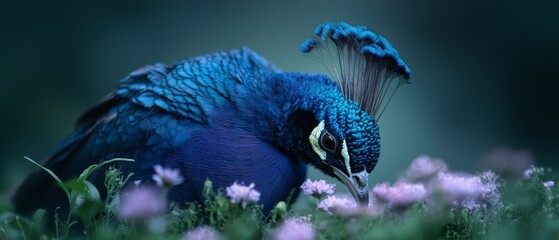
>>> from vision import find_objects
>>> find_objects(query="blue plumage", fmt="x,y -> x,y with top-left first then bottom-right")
12,22 -> 410,216
301,22 -> 411,119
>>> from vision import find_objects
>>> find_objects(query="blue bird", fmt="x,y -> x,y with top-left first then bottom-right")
12,22 -> 410,215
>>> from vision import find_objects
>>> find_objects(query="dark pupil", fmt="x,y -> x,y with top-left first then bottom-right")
321,134 -> 336,151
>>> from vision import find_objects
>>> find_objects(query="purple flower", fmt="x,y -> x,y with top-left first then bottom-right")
118,186 -> 166,221
300,179 -> 335,198
372,181 -> 427,209
225,182 -> 260,208
432,171 -> 501,210
404,155 -> 447,182
317,194 -> 357,214
524,166 -> 535,179
435,172 -> 483,201
271,217 -> 315,240
479,171 -> 501,207
183,226 -> 222,240
152,165 -> 184,188
544,181 -> 555,189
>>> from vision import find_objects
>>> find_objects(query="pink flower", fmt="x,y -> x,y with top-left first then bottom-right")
271,217 -> 315,240
118,186 -> 166,221
366,200 -> 386,216
317,194 -> 357,214
544,181 -> 555,189
372,182 -> 427,209
432,171 -> 501,210
183,226 -> 222,240
435,172 -> 483,201
300,179 -> 335,198
152,165 -> 184,188
225,182 -> 261,208
404,155 -> 447,182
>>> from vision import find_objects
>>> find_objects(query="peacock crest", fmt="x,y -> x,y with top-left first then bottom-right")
301,21 -> 411,119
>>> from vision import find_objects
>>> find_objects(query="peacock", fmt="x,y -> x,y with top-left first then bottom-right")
12,21 -> 411,215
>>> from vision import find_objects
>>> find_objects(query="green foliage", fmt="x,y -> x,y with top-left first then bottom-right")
15,157 -> 135,239
269,201 -> 288,226
202,179 -> 264,240
2,161 -> 559,239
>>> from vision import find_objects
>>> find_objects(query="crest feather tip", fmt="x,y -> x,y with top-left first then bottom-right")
301,21 -> 412,118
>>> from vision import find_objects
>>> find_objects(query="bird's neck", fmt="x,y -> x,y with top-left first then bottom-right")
244,72 -> 342,160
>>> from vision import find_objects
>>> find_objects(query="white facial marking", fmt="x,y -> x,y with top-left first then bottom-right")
309,120 -> 326,161
341,139 -> 352,177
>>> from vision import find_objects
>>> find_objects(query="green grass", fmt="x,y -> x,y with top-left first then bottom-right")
1,159 -> 559,240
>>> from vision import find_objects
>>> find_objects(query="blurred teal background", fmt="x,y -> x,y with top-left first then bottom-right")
1,1 -> 558,195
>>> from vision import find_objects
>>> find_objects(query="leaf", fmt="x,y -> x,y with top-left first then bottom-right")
106,191 -> 121,216
31,209 -> 46,230
64,180 -> 88,195
203,179 -> 213,200
77,158 -> 135,182
75,181 -> 104,225
24,156 -> 70,201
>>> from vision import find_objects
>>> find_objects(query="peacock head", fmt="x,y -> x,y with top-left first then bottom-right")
298,21 -> 411,205
305,102 -> 380,204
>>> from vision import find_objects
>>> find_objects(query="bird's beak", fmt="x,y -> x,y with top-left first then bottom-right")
332,168 -> 369,205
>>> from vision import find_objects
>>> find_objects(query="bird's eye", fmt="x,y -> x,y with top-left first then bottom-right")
320,132 -> 337,152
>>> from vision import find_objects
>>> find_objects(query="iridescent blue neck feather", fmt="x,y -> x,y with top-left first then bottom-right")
234,71 -> 380,178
